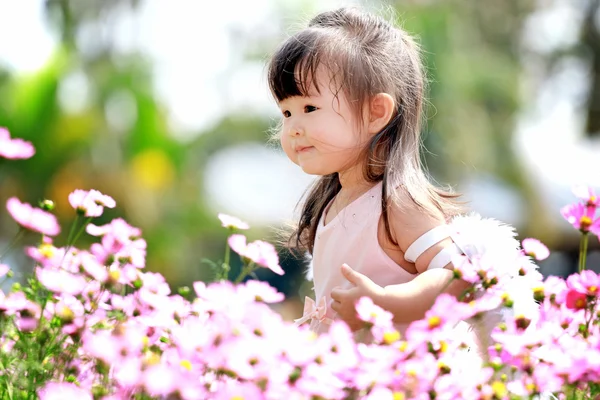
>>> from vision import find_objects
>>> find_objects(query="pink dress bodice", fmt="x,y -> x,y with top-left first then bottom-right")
306,182 -> 416,336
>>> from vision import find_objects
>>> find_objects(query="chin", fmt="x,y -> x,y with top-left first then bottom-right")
299,164 -> 334,176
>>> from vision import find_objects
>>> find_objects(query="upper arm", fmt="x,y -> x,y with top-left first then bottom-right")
388,194 -> 460,274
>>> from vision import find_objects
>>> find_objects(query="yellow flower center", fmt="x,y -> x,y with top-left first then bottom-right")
396,341 -> 408,352
39,243 -> 56,259
580,216 -> 592,230
231,397 -> 244,400
180,359 -> 192,371
143,351 -> 161,367
383,330 -> 401,345
108,269 -> 121,283
589,286 -> 597,294
428,316 -> 441,329
392,392 -> 405,400
57,305 -> 75,323
439,340 -> 448,353
491,381 -> 507,398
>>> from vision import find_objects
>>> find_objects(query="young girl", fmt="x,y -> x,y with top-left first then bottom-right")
267,7 -> 532,342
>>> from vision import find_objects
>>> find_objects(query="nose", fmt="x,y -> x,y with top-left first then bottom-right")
287,119 -> 303,137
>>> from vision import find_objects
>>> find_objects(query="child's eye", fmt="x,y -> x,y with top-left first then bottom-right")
304,105 -> 318,113
282,110 -> 291,118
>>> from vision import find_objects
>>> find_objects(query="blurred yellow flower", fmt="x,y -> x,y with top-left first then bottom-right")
130,149 -> 175,191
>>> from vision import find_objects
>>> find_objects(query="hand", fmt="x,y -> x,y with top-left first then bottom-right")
330,263 -> 385,331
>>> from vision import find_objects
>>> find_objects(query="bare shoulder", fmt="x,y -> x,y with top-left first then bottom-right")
387,188 -> 451,273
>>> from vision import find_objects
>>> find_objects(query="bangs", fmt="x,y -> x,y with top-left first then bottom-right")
268,30 -> 330,102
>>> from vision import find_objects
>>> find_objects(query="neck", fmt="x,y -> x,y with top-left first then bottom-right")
337,163 -> 374,197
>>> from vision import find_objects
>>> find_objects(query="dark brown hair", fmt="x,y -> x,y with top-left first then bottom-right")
268,7 -> 463,255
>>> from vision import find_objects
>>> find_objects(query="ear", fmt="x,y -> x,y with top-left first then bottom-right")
367,93 -> 395,135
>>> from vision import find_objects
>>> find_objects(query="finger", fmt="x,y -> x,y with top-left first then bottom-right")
341,263 -> 365,286
331,300 -> 340,313
330,287 -> 344,301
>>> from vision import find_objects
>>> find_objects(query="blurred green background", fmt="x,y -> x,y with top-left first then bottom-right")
1,0 -> 599,307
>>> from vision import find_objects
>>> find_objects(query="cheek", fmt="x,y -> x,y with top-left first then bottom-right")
280,133 -> 298,164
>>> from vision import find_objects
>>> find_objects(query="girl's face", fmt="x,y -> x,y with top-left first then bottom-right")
278,68 -> 368,177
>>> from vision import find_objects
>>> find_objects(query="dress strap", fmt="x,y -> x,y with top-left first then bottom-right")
404,225 -> 451,263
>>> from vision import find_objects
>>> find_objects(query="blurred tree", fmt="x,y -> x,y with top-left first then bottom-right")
582,0 -> 600,136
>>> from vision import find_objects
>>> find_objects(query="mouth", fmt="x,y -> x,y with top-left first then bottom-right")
295,146 -> 314,153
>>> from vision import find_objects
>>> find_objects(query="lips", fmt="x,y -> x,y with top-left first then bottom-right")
295,146 -> 314,153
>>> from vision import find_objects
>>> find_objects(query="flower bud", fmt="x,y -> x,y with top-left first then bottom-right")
39,199 -> 55,211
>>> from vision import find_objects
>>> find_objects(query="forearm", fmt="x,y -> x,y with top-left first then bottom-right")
373,268 -> 470,324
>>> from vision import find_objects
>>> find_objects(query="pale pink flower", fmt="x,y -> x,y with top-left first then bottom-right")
522,238 -> 550,260
218,213 -> 250,230
113,357 -> 143,388
6,197 -> 60,236
25,240 -> 67,269
68,189 -> 116,217
87,217 -> 141,239
237,280 -> 284,303
82,330 -> 121,364
355,296 -> 393,328
79,252 -> 108,282
36,267 -> 87,296
228,234 -> 284,275
0,292 -> 41,332
0,127 -> 35,159
38,382 -> 92,400
143,364 -> 178,396
213,382 -> 264,399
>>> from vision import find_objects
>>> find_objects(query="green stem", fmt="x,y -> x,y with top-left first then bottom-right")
234,262 -> 255,284
579,232 -> 589,272
65,215 -> 79,248
61,216 -> 92,265
222,241 -> 231,281
0,228 -> 25,261
69,217 -> 93,248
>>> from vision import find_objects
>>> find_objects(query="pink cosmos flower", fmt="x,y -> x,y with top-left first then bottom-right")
567,270 -> 600,296
355,296 -> 393,328
237,280 -> 284,303
213,382 -> 264,400
143,364 -> 178,396
79,252 -> 108,282
0,292 -> 41,332
68,189 -> 116,217
36,267 -> 87,296
572,185 -> 600,207
218,213 -> 250,230
113,357 -> 142,388
38,382 -> 92,400
565,290 -> 588,310
87,217 -> 141,239
6,197 -> 60,236
0,127 -> 35,159
228,234 -> 284,275
561,202 -> 600,234
0,264 -> 10,278
522,238 -> 550,261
